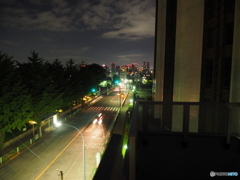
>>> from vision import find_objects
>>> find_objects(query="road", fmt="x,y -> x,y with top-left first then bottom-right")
0,91 -> 123,180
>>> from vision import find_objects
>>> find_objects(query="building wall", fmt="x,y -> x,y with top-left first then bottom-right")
174,0 -> 204,102
230,0 -> 240,102
229,0 -> 240,134
154,0 -> 166,102
200,0 -> 236,103
154,0 -> 204,103
154,0 -> 240,132
155,0 -> 239,103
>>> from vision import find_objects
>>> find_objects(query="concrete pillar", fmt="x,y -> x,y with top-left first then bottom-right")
154,0 -> 166,102
230,0 -> 240,102
154,0 -> 166,121
174,0 -> 204,102
229,1 -> 240,138
173,0 -> 204,132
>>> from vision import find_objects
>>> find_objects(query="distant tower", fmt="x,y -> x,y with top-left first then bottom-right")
142,62 -> 146,70
116,65 -> 120,71
132,63 -> 138,73
147,62 -> 150,71
110,63 -> 116,78
111,63 -> 116,72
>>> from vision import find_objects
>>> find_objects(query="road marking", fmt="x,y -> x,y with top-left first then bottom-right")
110,95 -> 119,102
87,106 -> 119,112
34,129 -> 84,180
87,142 -> 104,149
85,124 -> 96,132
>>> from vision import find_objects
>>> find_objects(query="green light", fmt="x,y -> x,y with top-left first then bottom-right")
91,88 -> 96,92
122,143 -> 128,157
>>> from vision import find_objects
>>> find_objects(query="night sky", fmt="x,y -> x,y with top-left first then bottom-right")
0,0 -> 156,67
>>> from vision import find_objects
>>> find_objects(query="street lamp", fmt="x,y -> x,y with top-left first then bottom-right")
63,124 -> 86,180
119,84 -> 121,107
28,120 -> 37,139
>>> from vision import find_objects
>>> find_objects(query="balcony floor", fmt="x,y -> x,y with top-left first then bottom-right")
135,133 -> 240,179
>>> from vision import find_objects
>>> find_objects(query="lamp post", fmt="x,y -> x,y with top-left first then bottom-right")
63,124 -> 86,180
28,120 -> 37,139
119,85 -> 121,107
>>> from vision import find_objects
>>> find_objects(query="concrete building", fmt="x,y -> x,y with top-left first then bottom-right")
154,0 -> 240,103
153,0 -> 240,133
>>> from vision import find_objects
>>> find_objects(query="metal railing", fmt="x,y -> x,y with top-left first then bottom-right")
128,101 -> 240,180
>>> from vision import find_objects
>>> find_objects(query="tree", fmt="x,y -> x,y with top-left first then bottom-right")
48,59 -> 65,90
79,63 -> 107,94
18,51 -> 62,123
62,59 -> 83,107
0,52 -> 33,147
0,51 -> 108,146
88,63 -> 107,83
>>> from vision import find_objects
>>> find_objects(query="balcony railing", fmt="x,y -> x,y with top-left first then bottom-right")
128,101 -> 240,179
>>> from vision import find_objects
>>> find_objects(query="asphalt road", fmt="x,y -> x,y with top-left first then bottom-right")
0,91 -> 122,180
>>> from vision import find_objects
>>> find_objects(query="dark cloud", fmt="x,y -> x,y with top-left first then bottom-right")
0,0 -> 155,40
0,0 -> 155,66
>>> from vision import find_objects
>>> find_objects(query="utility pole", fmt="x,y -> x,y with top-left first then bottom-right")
60,171 -> 63,180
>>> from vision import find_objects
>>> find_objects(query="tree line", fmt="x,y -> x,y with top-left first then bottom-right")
0,51 -> 107,143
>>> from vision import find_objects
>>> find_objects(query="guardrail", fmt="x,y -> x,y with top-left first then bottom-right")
0,135 -> 40,164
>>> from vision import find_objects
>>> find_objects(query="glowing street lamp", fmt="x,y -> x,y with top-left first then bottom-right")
53,114 -> 62,127
28,120 -> 37,138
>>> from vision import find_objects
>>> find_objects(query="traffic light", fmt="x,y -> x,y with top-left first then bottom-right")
91,88 -> 96,92
115,80 -> 120,84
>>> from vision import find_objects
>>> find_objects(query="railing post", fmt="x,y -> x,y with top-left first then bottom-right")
226,104 -> 234,145
183,104 -> 190,145
129,136 -> 136,180
129,101 -> 139,180
142,102 -> 149,132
